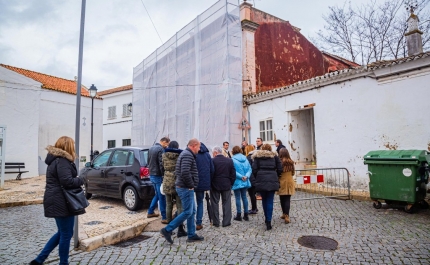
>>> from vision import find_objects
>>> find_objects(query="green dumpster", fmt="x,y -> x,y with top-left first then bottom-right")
364,150 -> 429,213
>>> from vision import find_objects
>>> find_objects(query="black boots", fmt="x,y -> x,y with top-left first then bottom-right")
243,213 -> 249,221
265,221 -> 272,230
177,224 -> 187,237
233,213 -> 242,221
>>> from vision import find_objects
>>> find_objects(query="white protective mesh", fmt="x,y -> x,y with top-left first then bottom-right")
132,0 -> 242,149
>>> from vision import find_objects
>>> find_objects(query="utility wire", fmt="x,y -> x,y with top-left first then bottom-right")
139,0 -> 163,44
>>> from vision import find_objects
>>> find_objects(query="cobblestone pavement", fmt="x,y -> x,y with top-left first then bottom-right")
1,194 -> 429,265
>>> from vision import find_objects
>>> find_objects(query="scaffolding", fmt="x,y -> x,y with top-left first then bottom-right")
132,0 -> 242,149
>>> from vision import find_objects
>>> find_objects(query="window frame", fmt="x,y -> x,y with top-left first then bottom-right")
107,140 -> 116,149
108,106 -> 117,119
122,139 -> 131,146
259,119 -> 274,142
122,104 -> 132,117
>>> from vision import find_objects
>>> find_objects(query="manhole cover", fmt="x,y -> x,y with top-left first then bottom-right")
114,235 -> 151,247
84,221 -> 104,226
99,206 -> 114,209
297,236 -> 338,250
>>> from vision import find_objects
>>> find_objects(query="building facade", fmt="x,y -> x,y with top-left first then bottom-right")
99,85 -> 133,150
244,52 -> 430,189
0,64 -> 103,179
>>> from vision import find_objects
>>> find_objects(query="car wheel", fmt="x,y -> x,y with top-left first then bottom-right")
123,186 -> 143,211
82,184 -> 92,200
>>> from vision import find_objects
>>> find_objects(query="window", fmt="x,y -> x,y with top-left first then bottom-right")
127,152 -> 135,165
259,119 -> 273,141
108,140 -> 116,148
108,150 -> 129,166
93,150 -> 113,167
122,139 -> 131,146
139,150 -> 148,166
108,106 -> 117,119
122,104 -> 131,117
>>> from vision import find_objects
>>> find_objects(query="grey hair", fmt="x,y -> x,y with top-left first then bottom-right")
212,146 -> 223,154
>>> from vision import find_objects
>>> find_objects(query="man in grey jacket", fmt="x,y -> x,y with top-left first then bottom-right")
147,137 -> 170,223
160,138 -> 204,244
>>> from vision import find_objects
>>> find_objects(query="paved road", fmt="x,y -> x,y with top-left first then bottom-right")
1,196 -> 429,265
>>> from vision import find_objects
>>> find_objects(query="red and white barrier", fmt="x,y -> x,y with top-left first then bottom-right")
296,174 -> 324,185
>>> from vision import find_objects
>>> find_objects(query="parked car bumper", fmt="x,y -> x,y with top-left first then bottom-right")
137,180 -> 155,200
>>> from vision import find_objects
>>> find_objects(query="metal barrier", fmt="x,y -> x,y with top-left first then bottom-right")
292,168 -> 351,201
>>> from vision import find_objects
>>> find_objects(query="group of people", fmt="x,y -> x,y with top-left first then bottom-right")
29,135 -> 296,264
149,136 -> 295,245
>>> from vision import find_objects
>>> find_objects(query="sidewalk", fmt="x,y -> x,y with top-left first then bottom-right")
0,176 -> 163,252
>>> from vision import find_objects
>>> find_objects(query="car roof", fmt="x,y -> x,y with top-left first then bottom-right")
107,146 -> 151,151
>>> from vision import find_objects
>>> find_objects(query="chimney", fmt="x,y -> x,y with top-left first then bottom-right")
405,11 -> 423,56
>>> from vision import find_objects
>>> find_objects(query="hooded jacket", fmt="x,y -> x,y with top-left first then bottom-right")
195,143 -> 214,191
162,148 -> 182,195
232,153 -> 252,190
43,145 -> 84,217
250,150 -> 282,192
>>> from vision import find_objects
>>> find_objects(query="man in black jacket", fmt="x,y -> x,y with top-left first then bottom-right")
275,139 -> 286,155
147,137 -> 170,222
160,138 -> 204,244
210,146 -> 236,227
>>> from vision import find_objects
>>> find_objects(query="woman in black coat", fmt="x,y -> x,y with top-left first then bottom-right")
251,144 -> 282,230
30,136 -> 85,265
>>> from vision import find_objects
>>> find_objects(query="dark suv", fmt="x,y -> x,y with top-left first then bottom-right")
80,146 -> 155,211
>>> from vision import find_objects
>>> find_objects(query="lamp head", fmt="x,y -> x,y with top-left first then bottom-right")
89,84 -> 97,98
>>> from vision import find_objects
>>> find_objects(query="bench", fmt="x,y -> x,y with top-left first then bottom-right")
4,162 -> 29,180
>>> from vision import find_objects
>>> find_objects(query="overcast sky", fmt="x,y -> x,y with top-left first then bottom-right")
0,0 -> 372,91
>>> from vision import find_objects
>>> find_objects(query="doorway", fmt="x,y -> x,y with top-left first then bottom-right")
288,108 -> 316,170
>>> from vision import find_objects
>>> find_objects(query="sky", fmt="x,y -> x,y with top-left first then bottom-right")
0,0 -> 371,92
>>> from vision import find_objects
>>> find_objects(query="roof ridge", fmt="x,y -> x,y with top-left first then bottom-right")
0,63 -> 77,83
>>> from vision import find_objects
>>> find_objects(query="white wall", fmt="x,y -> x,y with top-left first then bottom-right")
38,90 -> 103,171
247,67 -> 430,190
102,90 -> 132,150
0,67 -> 41,179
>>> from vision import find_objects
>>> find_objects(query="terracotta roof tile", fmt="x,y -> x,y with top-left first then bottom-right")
0,64 -> 91,97
367,51 -> 430,69
98,84 -> 132,96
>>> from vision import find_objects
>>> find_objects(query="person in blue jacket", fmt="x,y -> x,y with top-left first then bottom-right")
231,145 -> 252,221
195,142 -> 214,230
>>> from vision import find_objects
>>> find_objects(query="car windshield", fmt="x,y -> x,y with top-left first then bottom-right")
139,150 -> 148,166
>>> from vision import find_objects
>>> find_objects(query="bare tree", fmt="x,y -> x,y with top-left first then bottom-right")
315,0 -> 430,65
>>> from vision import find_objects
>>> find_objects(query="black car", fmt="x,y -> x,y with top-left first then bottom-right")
80,146 -> 155,211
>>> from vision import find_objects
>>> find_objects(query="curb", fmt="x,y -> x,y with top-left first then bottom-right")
78,219 -> 151,252
0,199 -> 43,208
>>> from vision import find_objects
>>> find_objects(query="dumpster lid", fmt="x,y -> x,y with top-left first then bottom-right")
363,150 -> 430,162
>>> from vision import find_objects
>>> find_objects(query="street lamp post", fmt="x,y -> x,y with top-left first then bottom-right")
89,84 -> 97,161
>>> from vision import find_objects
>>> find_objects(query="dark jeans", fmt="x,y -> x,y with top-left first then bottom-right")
247,186 -> 257,211
260,191 -> 275,222
195,191 -> 205,225
35,216 -> 75,265
165,188 -> 197,239
279,195 -> 292,215
148,175 -> 166,220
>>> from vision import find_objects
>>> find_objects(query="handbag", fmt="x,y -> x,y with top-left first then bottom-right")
62,186 -> 89,214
